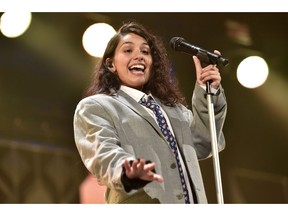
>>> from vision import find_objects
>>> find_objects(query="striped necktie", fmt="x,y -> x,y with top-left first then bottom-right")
140,95 -> 190,204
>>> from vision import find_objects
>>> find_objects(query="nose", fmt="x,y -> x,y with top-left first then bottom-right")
133,49 -> 144,61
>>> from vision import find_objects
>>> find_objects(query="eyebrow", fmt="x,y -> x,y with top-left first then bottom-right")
119,41 -> 149,48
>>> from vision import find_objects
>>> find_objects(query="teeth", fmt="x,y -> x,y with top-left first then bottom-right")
129,64 -> 145,70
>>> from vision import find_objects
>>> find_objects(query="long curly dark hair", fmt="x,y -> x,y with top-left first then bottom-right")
85,21 -> 186,107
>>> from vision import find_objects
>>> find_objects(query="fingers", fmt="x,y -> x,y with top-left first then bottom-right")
151,173 -> 164,183
214,49 -> 221,55
123,159 -> 132,173
132,158 -> 145,171
193,50 -> 222,89
141,163 -> 164,183
200,64 -> 221,88
124,159 -> 144,179
193,55 -> 202,73
123,158 -> 164,183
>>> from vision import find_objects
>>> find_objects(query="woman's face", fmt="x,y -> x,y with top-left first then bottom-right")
111,33 -> 152,90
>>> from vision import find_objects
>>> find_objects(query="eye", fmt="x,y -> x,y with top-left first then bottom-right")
142,49 -> 150,55
124,49 -> 132,53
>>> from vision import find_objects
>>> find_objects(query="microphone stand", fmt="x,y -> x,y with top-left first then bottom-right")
205,81 -> 224,204
172,45 -> 228,203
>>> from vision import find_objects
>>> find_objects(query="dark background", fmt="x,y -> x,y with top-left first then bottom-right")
0,12 -> 288,203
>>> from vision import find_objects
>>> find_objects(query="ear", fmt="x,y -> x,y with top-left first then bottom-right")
105,58 -> 115,71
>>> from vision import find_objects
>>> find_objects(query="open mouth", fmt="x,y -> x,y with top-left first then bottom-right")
129,64 -> 145,72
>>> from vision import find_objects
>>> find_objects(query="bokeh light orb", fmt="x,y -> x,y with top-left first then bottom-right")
237,56 -> 269,88
0,11 -> 32,38
82,23 -> 116,58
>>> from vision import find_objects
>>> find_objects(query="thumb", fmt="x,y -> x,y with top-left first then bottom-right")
193,55 -> 202,83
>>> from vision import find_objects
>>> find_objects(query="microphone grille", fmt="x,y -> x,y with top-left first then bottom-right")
170,37 -> 184,50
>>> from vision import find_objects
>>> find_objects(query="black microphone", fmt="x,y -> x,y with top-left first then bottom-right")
170,37 -> 229,67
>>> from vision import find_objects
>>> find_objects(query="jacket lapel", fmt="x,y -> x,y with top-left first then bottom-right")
113,90 -> 163,136
113,90 -> 184,150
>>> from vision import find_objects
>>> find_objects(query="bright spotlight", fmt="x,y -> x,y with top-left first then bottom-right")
0,11 -> 32,38
82,23 -> 116,58
237,56 -> 269,89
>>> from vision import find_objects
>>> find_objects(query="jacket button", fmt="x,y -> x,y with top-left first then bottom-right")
170,163 -> 176,169
176,193 -> 183,200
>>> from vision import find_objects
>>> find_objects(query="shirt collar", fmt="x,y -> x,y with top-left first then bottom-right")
120,85 -> 147,103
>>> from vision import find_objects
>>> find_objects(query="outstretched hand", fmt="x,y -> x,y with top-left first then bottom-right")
123,158 -> 164,183
193,50 -> 222,89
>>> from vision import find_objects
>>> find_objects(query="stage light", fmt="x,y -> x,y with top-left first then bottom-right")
0,11 -> 32,38
237,56 -> 269,89
82,23 -> 116,58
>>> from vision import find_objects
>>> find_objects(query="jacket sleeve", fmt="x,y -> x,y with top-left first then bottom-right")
73,96 -> 136,192
189,83 -> 227,159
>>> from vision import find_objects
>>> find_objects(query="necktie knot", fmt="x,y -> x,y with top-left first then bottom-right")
140,96 -> 163,119
140,95 -> 156,108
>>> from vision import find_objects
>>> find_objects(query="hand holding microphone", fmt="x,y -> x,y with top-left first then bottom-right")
193,50 -> 222,90
170,37 -> 229,67
170,37 -> 228,91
